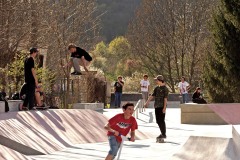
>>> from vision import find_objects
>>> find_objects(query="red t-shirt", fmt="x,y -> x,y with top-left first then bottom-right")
107,113 -> 138,142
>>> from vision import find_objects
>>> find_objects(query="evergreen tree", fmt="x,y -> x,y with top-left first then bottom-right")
204,0 -> 240,102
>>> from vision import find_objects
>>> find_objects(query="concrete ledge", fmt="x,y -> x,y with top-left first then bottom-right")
0,135 -> 44,155
8,100 -> 22,112
0,101 -> 5,113
72,103 -> 104,111
181,103 -> 227,125
233,125 -> 240,158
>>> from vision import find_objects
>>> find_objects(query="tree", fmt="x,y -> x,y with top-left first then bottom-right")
0,0 -> 33,67
0,0 -> 101,107
127,0 -> 216,92
0,50 -> 56,98
92,36 -> 137,81
204,0 -> 240,102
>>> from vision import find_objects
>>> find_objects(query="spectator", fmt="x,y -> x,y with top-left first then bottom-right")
192,87 -> 207,104
140,74 -> 150,107
19,82 -> 45,110
178,76 -> 191,103
22,47 -> 39,110
0,91 -> 9,112
104,102 -> 138,160
114,76 -> 124,108
35,82 -> 44,107
63,43 -> 92,75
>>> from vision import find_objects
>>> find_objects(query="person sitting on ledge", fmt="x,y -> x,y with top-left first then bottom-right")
192,87 -> 207,104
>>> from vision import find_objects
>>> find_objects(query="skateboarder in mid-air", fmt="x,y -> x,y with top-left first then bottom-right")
63,43 -> 92,75
144,75 -> 169,143
104,102 -> 138,160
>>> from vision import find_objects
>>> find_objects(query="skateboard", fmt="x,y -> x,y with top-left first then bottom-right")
35,105 -> 49,110
156,137 -> 165,143
19,103 -> 49,111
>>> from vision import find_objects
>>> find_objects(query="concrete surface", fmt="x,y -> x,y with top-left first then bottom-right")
171,136 -> 235,160
0,106 -> 239,160
72,103 -> 104,110
232,125 -> 240,158
8,100 -> 22,112
208,103 -> 240,124
181,103 -> 227,124
181,103 -> 240,125
0,101 -> 4,113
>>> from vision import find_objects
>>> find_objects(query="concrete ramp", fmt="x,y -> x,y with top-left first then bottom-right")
0,109 -> 153,159
232,125 -> 240,158
0,144 -> 30,160
171,136 -> 236,160
208,104 -> 240,124
0,110 -> 109,156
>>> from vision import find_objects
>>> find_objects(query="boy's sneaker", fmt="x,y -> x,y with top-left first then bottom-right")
157,134 -> 166,139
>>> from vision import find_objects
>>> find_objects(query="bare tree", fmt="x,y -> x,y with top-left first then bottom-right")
38,0 -> 100,108
0,0 -> 101,107
127,0 -> 216,92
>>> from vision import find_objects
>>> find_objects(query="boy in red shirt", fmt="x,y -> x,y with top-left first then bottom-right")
104,102 -> 138,160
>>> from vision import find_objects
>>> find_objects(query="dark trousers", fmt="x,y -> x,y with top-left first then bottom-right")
193,98 -> 207,104
23,83 -> 35,110
155,107 -> 166,136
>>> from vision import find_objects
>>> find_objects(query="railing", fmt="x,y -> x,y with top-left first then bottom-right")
133,99 -> 144,119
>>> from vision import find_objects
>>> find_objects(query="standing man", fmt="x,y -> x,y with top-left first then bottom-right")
144,75 -> 169,140
63,43 -> 92,75
114,76 -> 124,108
140,74 -> 150,107
178,76 -> 190,103
104,102 -> 138,160
22,48 -> 39,110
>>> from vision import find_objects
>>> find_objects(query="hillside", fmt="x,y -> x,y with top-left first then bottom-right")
96,0 -> 142,42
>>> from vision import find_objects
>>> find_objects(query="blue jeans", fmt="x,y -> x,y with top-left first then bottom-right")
108,136 -> 121,158
182,93 -> 189,103
114,92 -> 122,107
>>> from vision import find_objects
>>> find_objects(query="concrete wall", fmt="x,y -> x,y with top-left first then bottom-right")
111,93 -> 189,102
8,100 -> 22,112
181,103 -> 227,125
72,103 -> 104,112
110,93 -> 185,108
232,125 -> 240,159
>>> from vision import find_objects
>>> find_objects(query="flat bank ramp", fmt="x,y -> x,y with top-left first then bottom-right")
208,103 -> 240,124
171,136 -> 236,160
0,109 -> 153,160
0,109 -> 109,158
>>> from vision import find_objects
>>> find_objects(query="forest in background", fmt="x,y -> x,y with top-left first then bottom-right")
96,0 -> 142,42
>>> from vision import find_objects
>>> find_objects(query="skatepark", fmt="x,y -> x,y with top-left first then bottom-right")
0,101 -> 240,160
